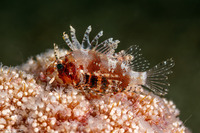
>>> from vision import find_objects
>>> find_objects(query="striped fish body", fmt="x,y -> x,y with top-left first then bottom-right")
47,26 -> 175,96
54,50 -> 132,95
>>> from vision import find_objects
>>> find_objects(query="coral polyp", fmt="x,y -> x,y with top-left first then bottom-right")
0,26 -> 190,132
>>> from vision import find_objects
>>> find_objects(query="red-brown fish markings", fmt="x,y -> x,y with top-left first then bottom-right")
46,26 -> 175,96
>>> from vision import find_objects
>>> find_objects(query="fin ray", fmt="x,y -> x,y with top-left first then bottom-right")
81,25 -> 92,49
91,30 -> 103,46
126,45 -> 150,72
95,38 -> 119,55
70,26 -> 81,49
62,32 -> 75,50
144,58 -> 175,96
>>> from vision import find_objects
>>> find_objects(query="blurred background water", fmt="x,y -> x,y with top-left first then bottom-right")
0,0 -> 199,132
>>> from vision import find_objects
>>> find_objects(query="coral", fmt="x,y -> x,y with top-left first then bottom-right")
0,50 -> 190,133
0,25 -> 191,133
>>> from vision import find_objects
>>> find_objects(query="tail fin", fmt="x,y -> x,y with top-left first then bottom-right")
143,58 -> 175,96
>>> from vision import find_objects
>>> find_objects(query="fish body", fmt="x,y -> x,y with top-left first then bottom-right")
46,26 -> 175,96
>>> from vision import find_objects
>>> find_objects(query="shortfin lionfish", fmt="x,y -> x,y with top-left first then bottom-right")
46,26 -> 175,96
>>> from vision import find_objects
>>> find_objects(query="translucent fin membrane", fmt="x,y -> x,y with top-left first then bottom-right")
95,38 -> 119,55
62,26 -> 119,55
144,58 -> 175,96
125,45 -> 150,72
93,38 -> 113,50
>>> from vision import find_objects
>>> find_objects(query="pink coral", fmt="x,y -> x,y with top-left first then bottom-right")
0,49 -> 190,133
0,25 -> 191,132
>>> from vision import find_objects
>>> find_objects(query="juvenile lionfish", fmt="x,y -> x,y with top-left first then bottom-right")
46,26 -> 175,96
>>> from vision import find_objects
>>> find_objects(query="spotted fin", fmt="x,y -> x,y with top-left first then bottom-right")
70,26 -> 81,49
62,26 -> 119,54
91,30 -> 103,46
121,45 -> 150,72
63,32 -> 75,50
143,58 -> 175,96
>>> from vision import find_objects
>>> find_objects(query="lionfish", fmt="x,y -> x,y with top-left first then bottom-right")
46,26 -> 175,96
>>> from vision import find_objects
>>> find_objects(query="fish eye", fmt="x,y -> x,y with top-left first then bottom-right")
57,63 -> 64,70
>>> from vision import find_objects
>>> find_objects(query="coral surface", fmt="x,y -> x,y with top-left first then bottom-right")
0,49 -> 190,133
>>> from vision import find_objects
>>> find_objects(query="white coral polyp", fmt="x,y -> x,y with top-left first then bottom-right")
0,26 -> 191,132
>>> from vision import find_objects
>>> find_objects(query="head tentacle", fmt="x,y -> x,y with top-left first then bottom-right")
54,43 -> 60,61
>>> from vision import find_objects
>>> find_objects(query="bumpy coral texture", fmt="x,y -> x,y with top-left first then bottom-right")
0,50 -> 190,133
